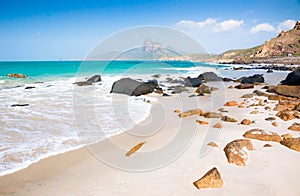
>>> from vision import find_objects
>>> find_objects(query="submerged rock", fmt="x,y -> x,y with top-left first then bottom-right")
7,73 -> 28,78
74,74 -> 101,86
193,167 -> 223,189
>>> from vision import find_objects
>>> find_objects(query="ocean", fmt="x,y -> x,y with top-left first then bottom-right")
0,60 -> 229,176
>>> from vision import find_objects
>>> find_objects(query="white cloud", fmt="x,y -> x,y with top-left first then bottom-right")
250,19 -> 296,34
250,23 -> 276,33
175,18 -> 244,32
277,19 -> 296,31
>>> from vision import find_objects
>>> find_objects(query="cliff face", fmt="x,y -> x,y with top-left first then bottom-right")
220,20 -> 300,61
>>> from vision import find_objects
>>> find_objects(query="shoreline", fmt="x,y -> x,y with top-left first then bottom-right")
1,70 -> 300,195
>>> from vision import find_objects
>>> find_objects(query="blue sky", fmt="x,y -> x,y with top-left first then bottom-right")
0,0 -> 299,60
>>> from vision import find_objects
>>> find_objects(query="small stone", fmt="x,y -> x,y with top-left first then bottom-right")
221,116 -> 238,122
179,109 -> 204,117
263,144 -> 272,147
174,110 -> 180,113
265,106 -> 271,110
241,93 -> 255,98
213,123 -> 222,128
241,119 -> 252,125
253,90 -> 268,96
265,117 -> 276,121
224,101 -> 238,106
125,141 -> 146,157
193,167 -> 223,189
272,122 -> 279,127
280,137 -> 300,152
250,110 -> 259,114
196,120 -> 209,125
228,86 -> 234,89
243,129 -> 281,142
203,112 -> 223,118
218,108 -> 228,113
288,122 -> 300,132
235,84 -> 254,89
207,142 -> 218,147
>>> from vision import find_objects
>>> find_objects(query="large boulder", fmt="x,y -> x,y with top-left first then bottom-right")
224,139 -> 254,166
193,167 -> 223,189
74,75 -> 101,86
275,85 -> 300,98
110,78 -> 155,96
241,74 -> 264,84
184,77 -> 202,87
280,137 -> 300,152
281,70 -> 300,85
198,72 -> 223,82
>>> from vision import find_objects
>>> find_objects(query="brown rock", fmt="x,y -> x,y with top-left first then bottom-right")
218,108 -> 228,113
203,112 -> 223,118
276,110 -> 296,121
207,142 -> 218,147
7,73 -> 28,78
275,85 -> 300,98
263,144 -> 272,147
288,122 -> 300,132
265,117 -> 276,121
125,141 -> 146,156
228,85 -> 234,89
280,137 -> 300,152
240,119 -> 253,125
193,167 -> 223,189
196,120 -> 209,125
271,121 -> 279,127
235,84 -> 254,89
250,110 -> 259,114
243,129 -> 281,142
195,84 -> 212,94
224,139 -> 254,166
179,109 -> 204,117
224,101 -> 238,106
213,123 -> 222,128
221,115 -> 238,122
241,93 -> 255,98
265,106 -> 271,110
174,110 -> 180,113
253,90 -> 268,96
282,133 -> 293,139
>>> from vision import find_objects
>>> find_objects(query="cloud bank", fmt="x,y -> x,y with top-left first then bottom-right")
250,19 -> 296,33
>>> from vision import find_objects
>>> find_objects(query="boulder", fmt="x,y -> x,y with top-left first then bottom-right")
198,72 -> 223,82
195,84 -> 212,94
235,84 -> 254,89
288,122 -> 300,132
74,74 -> 101,86
7,73 -> 28,78
179,109 -> 204,117
280,137 -> 300,152
170,85 -> 188,94
184,77 -> 202,87
193,167 -> 223,189
223,139 -> 254,166
243,129 -> 281,142
275,85 -> 300,98
110,78 -> 155,96
221,115 -> 238,122
241,74 -> 264,84
281,70 -> 300,85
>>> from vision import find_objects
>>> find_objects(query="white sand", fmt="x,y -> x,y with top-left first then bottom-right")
1,77 -> 300,196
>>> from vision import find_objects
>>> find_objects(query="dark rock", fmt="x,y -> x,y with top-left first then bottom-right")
11,104 -> 29,107
145,79 -> 159,90
241,74 -> 264,84
162,93 -> 171,97
110,78 -> 154,96
253,90 -> 269,96
223,77 -> 234,82
198,72 -> 223,82
281,70 -> 300,85
171,86 -> 188,94
25,86 -> 35,89
184,77 -> 202,87
195,84 -> 211,94
267,68 -> 273,73
74,74 -> 101,86
152,74 -> 161,78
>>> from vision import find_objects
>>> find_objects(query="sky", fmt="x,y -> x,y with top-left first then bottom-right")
0,0 -> 299,60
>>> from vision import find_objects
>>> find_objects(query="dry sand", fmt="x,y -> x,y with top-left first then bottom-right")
1,78 -> 300,196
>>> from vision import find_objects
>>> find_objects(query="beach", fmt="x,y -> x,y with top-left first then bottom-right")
1,68 -> 300,195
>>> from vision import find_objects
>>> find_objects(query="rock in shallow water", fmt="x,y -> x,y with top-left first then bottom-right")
241,74 -> 264,84
280,70 -> 300,86
110,78 -> 155,96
